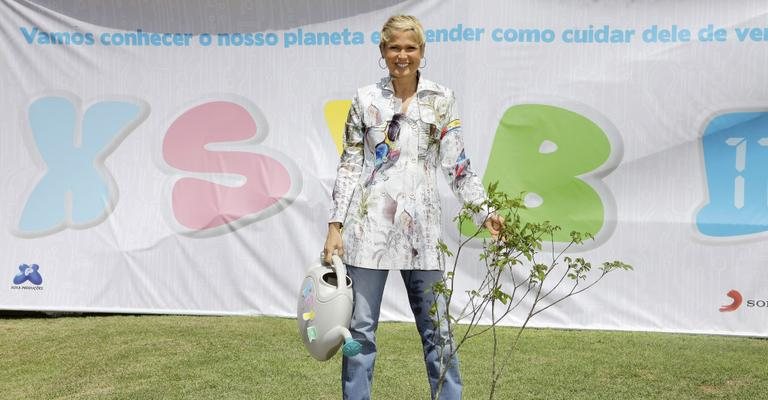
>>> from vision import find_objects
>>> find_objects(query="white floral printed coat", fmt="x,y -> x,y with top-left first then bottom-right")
329,74 -> 487,270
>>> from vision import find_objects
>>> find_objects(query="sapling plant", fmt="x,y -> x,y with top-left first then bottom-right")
431,182 -> 633,399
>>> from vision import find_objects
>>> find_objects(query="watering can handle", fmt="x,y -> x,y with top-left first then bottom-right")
330,254 -> 347,290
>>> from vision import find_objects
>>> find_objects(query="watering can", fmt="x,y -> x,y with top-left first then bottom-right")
297,254 -> 362,361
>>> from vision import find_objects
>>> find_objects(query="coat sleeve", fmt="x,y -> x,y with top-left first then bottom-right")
329,94 -> 365,224
437,91 -> 489,225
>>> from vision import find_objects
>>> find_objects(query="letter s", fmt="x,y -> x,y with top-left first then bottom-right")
162,99 -> 300,236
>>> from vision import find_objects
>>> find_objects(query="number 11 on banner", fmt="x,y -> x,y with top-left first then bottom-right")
697,111 -> 768,237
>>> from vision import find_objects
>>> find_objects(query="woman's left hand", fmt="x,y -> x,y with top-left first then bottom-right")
484,213 -> 505,238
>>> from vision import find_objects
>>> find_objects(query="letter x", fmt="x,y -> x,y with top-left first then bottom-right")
18,96 -> 146,235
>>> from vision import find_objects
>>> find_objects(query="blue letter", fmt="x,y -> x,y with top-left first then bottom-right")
697,111 -> 768,236
17,96 -> 147,235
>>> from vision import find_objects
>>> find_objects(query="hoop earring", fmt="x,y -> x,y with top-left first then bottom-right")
378,57 -> 386,69
420,57 -> 427,69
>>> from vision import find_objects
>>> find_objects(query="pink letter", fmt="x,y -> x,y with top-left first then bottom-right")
163,101 -> 292,231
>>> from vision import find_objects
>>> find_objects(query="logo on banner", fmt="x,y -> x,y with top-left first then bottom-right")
719,289 -> 742,312
719,289 -> 768,312
10,264 -> 44,291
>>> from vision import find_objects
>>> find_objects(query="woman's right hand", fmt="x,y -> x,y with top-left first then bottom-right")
323,222 -> 344,264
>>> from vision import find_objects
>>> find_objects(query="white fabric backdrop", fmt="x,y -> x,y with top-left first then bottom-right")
1,0 -> 767,337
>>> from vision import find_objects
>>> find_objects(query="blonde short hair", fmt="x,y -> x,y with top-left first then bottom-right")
380,15 -> 426,49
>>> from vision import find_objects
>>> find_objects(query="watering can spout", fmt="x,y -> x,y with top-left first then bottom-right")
327,326 -> 362,357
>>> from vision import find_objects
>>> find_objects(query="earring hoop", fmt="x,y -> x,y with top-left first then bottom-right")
378,57 -> 386,69
420,57 -> 427,69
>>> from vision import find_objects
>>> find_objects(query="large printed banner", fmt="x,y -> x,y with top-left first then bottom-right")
1,0 -> 767,337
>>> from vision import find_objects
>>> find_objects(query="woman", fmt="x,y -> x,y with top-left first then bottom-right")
324,15 -> 502,400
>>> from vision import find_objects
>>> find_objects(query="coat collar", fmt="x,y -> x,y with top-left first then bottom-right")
377,71 -> 441,98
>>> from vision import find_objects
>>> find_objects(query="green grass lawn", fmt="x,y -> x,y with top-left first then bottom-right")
0,315 -> 765,399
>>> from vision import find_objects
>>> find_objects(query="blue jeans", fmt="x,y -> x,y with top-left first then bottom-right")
341,266 -> 462,400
